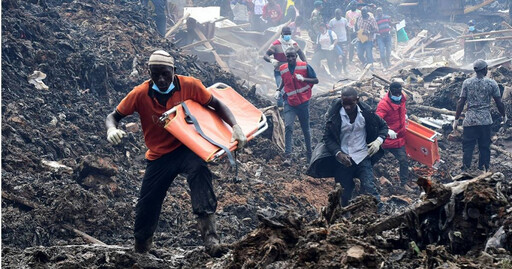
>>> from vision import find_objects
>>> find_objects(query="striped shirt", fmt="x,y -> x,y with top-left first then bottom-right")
376,14 -> 391,34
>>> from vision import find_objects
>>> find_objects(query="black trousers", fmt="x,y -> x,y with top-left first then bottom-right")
462,125 -> 491,170
134,145 -> 217,242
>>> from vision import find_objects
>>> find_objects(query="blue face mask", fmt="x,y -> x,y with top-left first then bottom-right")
283,35 -> 291,42
152,82 -> 175,94
469,26 -> 475,32
390,95 -> 402,102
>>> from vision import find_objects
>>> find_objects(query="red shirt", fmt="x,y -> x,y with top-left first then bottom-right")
116,76 -> 212,160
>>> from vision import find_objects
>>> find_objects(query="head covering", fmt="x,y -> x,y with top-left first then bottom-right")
390,82 -> 402,91
314,1 -> 323,7
281,26 -> 292,35
468,20 -> 475,26
376,7 -> 383,11
148,50 -> 175,67
473,59 -> 487,71
285,47 -> 297,55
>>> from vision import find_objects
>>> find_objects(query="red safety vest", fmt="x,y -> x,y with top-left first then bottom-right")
280,62 -> 313,106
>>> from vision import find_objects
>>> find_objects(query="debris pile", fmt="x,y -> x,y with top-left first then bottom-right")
2,0 -> 512,268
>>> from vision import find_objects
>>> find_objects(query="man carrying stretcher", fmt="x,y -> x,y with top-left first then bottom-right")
105,50 -> 247,257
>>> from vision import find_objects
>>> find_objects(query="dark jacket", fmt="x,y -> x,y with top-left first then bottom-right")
307,99 -> 388,178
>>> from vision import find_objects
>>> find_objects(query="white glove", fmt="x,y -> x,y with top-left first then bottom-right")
107,127 -> 126,145
230,124 -> 248,149
388,129 -> 397,140
367,138 -> 383,157
501,115 -> 508,125
274,90 -> 281,100
295,74 -> 305,81
270,59 -> 280,68
452,119 -> 459,131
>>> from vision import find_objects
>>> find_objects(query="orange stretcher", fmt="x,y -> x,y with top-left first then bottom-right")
405,120 -> 443,169
158,82 -> 268,166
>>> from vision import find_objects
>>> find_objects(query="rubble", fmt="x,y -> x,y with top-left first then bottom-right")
2,0 -> 512,268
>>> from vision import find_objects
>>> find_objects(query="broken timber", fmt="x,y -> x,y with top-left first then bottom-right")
257,20 -> 292,55
409,104 -> 456,116
194,28 -> 230,72
164,13 -> 190,38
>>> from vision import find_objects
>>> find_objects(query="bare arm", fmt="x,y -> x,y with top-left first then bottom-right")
207,96 -> 237,127
105,110 -> 126,130
493,96 -> 506,117
454,97 -> 467,120
297,49 -> 307,62
263,49 -> 274,62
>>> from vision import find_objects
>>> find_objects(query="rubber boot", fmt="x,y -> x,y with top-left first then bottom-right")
134,236 -> 152,253
197,214 -> 228,257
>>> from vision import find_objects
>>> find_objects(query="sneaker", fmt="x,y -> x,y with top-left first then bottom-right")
283,158 -> 292,167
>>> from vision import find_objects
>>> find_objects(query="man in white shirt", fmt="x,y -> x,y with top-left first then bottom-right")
328,8 -> 349,74
307,87 -> 388,207
312,24 -> 338,77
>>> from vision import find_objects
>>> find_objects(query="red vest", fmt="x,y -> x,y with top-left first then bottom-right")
270,40 -> 299,62
279,62 -> 313,106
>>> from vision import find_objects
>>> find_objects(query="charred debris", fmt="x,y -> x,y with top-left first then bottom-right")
2,0 -> 512,268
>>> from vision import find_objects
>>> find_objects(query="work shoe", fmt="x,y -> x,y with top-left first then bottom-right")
282,158 -> 292,167
134,237 -> 152,253
198,214 -> 229,258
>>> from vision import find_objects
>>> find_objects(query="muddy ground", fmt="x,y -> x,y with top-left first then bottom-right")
2,0 -> 512,268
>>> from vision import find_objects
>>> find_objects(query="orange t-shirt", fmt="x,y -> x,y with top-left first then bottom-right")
116,75 -> 213,160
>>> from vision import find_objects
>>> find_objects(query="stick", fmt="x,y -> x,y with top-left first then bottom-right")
409,104 -> 456,116
357,64 -> 372,81
491,144 -> 512,159
257,20 -> 292,55
2,191 -> 38,209
464,36 -> 512,43
464,0 -> 496,14
193,28 -> 230,71
62,224 -> 107,246
220,23 -> 251,29
180,39 -> 209,50
458,29 -> 512,39
165,13 -> 190,38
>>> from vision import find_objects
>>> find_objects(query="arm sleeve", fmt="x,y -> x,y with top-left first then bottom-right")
491,80 -> 500,98
306,64 -> 317,78
323,101 -> 341,155
375,101 -> 387,119
116,90 -> 138,116
375,113 -> 389,141
190,79 -> 213,105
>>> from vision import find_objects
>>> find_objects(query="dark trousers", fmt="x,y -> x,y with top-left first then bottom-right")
384,146 -> 409,184
134,146 -> 217,242
462,125 -> 491,170
284,100 -> 311,158
334,158 -> 379,206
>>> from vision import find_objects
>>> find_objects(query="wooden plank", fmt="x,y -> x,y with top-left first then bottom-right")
179,39 -> 209,50
458,29 -> 512,39
164,13 -> 190,38
62,224 -> 107,246
464,36 -> 512,43
464,0 -> 496,14
408,33 -> 442,58
257,20 -> 292,55
193,28 -> 230,71
219,23 -> 251,30
402,30 -> 428,55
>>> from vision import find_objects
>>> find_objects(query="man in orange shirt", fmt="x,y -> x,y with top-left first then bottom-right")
105,50 -> 247,256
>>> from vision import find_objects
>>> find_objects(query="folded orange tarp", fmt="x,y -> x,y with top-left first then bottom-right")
160,83 -> 266,163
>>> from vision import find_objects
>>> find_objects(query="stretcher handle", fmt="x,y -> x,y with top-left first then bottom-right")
159,106 -> 178,123
212,115 -> 269,159
406,120 -> 439,142
208,82 -> 230,90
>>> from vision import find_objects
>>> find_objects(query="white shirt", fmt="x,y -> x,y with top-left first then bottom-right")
339,106 -> 368,164
318,30 -> 337,50
253,0 -> 266,15
328,17 -> 348,42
